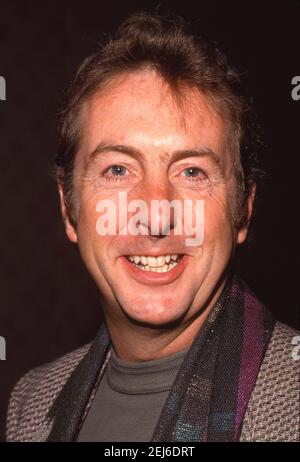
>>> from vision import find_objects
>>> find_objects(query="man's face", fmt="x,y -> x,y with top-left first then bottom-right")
61,70 -> 247,328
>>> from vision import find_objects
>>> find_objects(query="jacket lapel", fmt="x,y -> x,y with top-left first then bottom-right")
46,324 -> 110,442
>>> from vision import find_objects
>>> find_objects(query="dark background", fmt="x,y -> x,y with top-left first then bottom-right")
0,0 -> 299,442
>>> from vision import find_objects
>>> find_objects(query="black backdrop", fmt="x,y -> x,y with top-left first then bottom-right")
0,0 -> 299,442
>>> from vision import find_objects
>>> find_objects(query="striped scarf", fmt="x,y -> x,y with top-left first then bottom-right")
47,274 -> 275,442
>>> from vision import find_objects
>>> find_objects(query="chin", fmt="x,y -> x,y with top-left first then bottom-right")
119,297 -> 190,328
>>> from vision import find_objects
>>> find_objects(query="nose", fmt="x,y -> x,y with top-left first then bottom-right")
136,180 -> 176,239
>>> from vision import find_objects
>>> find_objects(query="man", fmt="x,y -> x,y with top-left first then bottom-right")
6,13 -> 299,442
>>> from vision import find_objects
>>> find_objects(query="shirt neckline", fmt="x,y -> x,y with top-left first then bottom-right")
106,346 -> 189,395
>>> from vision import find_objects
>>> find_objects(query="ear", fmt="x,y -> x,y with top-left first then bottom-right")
57,182 -> 78,243
237,184 -> 256,245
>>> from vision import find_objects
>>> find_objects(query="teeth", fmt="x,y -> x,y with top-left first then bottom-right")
140,256 -> 148,265
157,256 -> 166,266
126,254 -> 183,273
147,256 -> 158,267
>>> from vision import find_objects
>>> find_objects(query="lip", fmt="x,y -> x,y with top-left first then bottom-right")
119,254 -> 189,286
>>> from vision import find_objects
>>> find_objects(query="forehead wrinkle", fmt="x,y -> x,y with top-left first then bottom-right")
84,142 -> 146,170
84,140 -> 223,172
158,150 -> 172,164
171,147 -> 223,170
156,147 -> 223,169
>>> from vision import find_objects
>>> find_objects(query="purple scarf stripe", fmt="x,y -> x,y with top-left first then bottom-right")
234,288 -> 265,439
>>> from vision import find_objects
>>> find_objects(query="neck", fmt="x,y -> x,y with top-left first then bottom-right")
104,278 -> 227,363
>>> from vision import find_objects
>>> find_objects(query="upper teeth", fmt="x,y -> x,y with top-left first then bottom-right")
128,255 -> 179,267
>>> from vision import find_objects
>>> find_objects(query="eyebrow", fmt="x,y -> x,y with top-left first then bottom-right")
85,142 -> 222,169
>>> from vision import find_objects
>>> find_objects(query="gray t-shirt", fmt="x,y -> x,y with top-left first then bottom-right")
77,346 -> 188,442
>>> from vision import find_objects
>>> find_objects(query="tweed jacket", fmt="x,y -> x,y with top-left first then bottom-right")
6,320 -> 300,442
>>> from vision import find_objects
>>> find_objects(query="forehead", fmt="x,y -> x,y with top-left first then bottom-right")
78,69 -> 228,158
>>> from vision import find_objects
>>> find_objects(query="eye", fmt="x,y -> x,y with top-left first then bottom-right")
184,167 -> 200,177
182,167 -> 208,182
107,165 -> 128,176
102,164 -> 128,182
103,164 -> 129,181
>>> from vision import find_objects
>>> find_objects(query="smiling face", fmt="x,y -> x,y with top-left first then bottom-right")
59,69 -> 250,331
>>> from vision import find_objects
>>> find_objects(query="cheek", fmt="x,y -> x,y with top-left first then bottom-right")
203,194 -> 234,245
77,180 -> 114,235
77,203 -> 98,240
76,193 -> 121,267
75,193 -> 107,262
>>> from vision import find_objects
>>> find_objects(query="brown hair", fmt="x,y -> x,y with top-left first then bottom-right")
55,12 -> 263,228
